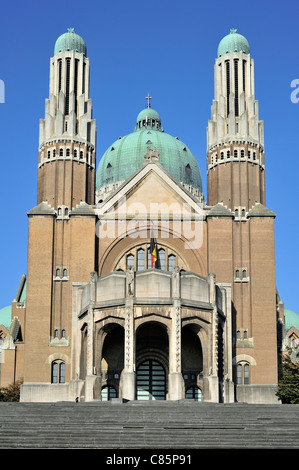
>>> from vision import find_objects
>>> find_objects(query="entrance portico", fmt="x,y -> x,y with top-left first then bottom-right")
73,268 -> 234,403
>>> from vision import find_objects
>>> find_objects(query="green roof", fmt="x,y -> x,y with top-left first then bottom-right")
0,305 -> 12,330
218,29 -> 250,57
54,28 -> 86,56
284,308 -> 299,332
96,107 -> 202,192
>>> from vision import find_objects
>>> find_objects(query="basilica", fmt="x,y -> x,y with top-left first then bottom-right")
0,28 -> 297,404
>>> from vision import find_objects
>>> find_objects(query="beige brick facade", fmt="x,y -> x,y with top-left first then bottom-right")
0,29 -> 281,404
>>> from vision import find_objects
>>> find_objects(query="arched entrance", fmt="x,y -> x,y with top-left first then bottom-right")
136,360 -> 166,400
135,321 -> 169,400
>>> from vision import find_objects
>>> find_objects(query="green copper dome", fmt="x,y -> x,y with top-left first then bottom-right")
217,29 -> 250,57
54,28 -> 86,55
284,308 -> 299,332
96,107 -> 202,193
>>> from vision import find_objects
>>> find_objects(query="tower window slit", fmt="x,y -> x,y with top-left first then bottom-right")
234,59 -> 239,116
65,58 -> 70,115
82,62 -> 86,94
243,60 -> 246,92
74,59 -> 79,115
226,61 -> 230,116
58,59 -> 62,92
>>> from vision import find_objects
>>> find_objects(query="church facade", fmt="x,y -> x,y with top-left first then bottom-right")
0,28 -> 287,404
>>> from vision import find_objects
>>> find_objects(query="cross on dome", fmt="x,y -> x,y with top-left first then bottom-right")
145,93 -> 152,108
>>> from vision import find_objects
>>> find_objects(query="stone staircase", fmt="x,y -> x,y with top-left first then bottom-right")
0,401 -> 298,449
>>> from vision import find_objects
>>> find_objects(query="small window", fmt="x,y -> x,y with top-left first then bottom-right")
253,152 -> 256,160
66,148 -> 70,156
235,209 -> 239,217
101,386 -> 117,401
63,268 -> 67,277
65,207 -> 68,216
80,150 -> 83,159
227,150 -> 230,158
158,248 -> 166,270
53,149 -> 56,158
56,268 -> 60,277
185,386 -> 202,402
62,329 -> 66,337
54,329 -> 58,338
59,148 -> 63,156
242,269 -> 247,278
234,149 -> 238,158
47,150 -> 51,159
74,149 -> 77,158
236,362 -> 250,385
242,209 -> 245,218
221,151 -> 224,160
58,208 -> 62,216
51,361 -> 65,383
236,269 -> 239,278
126,254 -> 134,270
137,248 -> 145,271
168,254 -> 176,271
248,150 -> 251,159
241,150 -> 244,158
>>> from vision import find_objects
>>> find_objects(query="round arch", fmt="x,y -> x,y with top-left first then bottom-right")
98,224 -> 206,277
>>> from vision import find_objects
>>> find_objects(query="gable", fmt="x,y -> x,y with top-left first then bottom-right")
96,162 -> 203,218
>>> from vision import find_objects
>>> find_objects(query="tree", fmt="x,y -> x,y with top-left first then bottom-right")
276,346 -> 299,404
0,379 -> 23,402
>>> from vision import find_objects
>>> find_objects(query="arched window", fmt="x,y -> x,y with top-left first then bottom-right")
168,254 -> 176,271
137,248 -> 145,271
186,386 -> 202,401
158,249 -> 165,270
51,361 -> 65,383
101,386 -> 117,401
237,362 -> 250,385
126,254 -> 134,270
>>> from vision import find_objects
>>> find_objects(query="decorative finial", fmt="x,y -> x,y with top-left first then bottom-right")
145,93 -> 152,108
230,28 -> 237,34
67,28 -> 75,33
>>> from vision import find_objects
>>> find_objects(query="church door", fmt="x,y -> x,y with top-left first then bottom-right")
136,360 -> 166,400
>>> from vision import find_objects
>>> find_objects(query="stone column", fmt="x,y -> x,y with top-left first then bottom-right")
85,272 -> 97,401
168,267 -> 183,400
206,272 -> 219,402
122,269 -> 135,400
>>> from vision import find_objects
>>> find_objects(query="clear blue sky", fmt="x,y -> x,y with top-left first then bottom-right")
0,0 -> 298,313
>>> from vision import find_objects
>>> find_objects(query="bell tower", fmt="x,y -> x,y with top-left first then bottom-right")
22,29 -> 97,395
207,28 -> 265,212
206,30 -> 278,402
37,27 -> 96,209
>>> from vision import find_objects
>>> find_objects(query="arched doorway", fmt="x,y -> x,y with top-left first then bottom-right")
136,360 -> 166,400
135,321 -> 169,400
181,324 -> 203,398
100,324 -> 124,399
